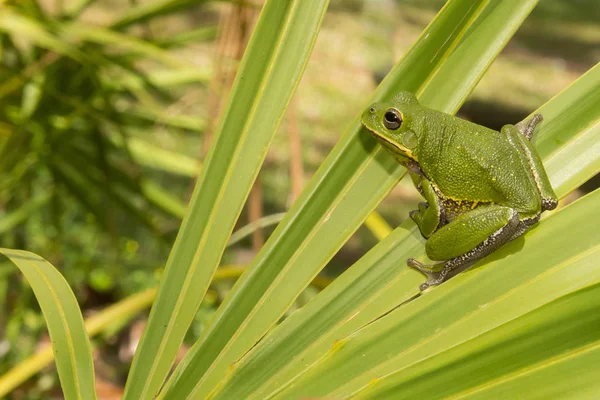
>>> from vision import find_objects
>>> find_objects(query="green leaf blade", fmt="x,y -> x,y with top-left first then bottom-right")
252,62 -> 600,395
122,1 -> 329,399
60,22 -> 189,68
189,1 -> 542,398
459,344 -> 600,400
109,0 -> 208,30
0,249 -> 96,400
0,11 -> 82,60
272,188 -> 600,398
354,280 -> 600,400
536,62 -> 600,197
210,16 -> 600,400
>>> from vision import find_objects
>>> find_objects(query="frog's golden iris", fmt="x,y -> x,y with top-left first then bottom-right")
383,108 -> 403,130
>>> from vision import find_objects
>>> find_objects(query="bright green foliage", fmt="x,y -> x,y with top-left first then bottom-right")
123,1 -> 330,399
0,0 -> 214,393
0,0 -> 210,244
205,60 -> 600,400
162,1 -> 543,398
354,270 -> 600,399
0,0 -> 599,399
0,249 -> 96,400
271,189 -> 600,398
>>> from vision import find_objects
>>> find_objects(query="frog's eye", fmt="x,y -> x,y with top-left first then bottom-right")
383,108 -> 403,130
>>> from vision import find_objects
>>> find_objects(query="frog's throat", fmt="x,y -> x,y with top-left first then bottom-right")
370,131 -> 417,161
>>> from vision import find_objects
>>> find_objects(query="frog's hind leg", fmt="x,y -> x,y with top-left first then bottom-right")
504,124 -> 558,211
408,205 -> 520,291
506,214 -> 540,242
515,113 -> 543,140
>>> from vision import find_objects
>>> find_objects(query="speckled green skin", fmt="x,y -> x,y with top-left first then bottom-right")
361,91 -> 558,290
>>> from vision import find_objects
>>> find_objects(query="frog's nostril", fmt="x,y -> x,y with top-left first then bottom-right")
369,107 -> 376,113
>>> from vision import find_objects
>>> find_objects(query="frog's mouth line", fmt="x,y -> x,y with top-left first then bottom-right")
367,129 -> 416,161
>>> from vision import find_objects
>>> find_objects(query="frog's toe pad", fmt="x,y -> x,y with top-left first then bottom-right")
407,258 -> 447,290
407,258 -> 438,272
409,210 -> 419,222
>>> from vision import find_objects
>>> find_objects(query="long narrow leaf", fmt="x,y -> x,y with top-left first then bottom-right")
535,64 -> 600,194
110,134 -> 197,178
164,1 -> 541,398
59,23 -> 190,68
353,278 -> 600,399
122,1 -> 329,399
274,188 -> 600,398
0,11 -> 82,60
0,288 -> 157,398
0,249 -> 96,400
109,0 -> 209,30
207,60 -> 600,400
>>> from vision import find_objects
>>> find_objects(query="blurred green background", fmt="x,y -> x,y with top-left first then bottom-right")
0,0 -> 598,397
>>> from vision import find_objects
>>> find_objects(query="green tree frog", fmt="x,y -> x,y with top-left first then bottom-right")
361,92 -> 558,290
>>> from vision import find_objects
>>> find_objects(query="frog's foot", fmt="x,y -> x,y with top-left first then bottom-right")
409,202 -> 429,222
515,113 -> 543,141
407,258 -> 448,291
410,201 -> 441,239
409,258 -> 477,291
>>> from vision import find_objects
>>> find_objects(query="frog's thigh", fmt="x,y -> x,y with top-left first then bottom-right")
411,178 -> 442,238
425,205 -> 516,261
504,125 -> 558,211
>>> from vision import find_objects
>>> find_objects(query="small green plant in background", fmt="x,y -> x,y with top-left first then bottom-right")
0,0 -> 216,394
0,0 -> 210,232
1,0 -> 599,399
0,0 -> 212,296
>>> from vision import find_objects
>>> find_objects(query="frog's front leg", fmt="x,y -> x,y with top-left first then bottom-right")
409,178 -> 444,238
408,205 -> 520,291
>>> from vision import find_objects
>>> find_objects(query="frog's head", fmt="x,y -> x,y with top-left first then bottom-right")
361,91 -> 420,162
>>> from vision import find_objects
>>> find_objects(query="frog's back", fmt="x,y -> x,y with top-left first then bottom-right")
416,111 -> 541,214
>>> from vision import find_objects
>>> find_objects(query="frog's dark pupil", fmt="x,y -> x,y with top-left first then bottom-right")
383,109 -> 402,130
385,111 -> 399,122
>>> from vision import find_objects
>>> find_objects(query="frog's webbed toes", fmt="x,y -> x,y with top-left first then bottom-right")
409,202 -> 429,223
409,210 -> 422,225
407,258 -> 448,291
